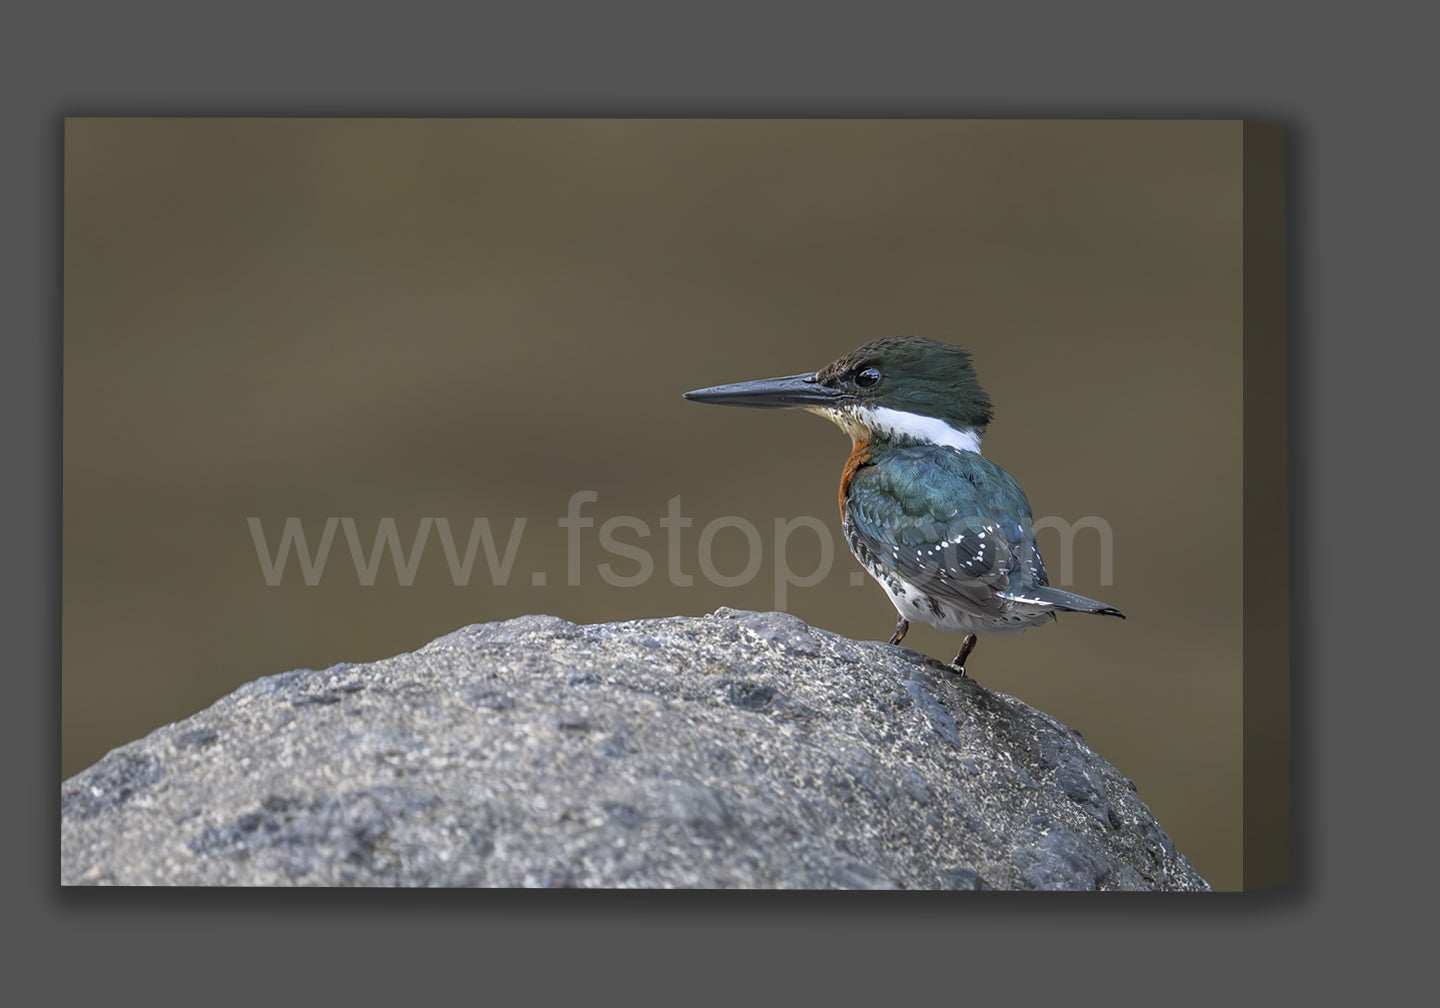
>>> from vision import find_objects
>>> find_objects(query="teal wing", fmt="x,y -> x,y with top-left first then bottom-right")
844,446 -> 1052,617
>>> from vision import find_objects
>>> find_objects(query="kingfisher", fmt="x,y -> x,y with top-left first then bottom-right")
683,335 -> 1124,674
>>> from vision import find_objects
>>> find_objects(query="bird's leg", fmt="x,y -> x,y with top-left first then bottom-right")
888,615 -> 910,646
950,634 -> 978,676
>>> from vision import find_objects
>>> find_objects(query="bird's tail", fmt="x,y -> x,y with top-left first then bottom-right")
1017,585 -> 1125,618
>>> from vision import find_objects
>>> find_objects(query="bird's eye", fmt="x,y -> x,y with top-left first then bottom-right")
854,367 -> 882,388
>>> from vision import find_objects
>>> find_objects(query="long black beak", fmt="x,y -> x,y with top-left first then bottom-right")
683,372 -> 847,409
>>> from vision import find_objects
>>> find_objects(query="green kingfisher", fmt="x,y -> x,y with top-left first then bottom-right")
683,335 -> 1124,674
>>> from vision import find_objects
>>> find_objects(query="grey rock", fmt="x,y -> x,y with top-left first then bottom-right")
60,609 -> 1210,889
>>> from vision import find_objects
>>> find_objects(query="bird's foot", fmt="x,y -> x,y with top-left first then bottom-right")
888,615 -> 910,647
949,634 -> 977,676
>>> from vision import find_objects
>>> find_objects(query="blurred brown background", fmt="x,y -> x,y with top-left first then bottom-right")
64,119 -> 1246,888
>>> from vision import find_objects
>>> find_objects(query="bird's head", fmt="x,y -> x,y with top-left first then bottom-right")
683,335 -> 994,451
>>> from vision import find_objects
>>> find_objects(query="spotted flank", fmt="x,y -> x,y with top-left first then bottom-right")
841,443 -> 1118,637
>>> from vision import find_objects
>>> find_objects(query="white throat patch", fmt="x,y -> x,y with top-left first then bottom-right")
855,405 -> 984,453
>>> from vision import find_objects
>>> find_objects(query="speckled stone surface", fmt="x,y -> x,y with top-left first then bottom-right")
61,609 -> 1209,889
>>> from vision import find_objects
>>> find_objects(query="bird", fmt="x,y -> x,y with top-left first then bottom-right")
683,335 -> 1124,675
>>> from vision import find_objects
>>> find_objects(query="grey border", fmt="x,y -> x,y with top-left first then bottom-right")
1241,122 -> 1289,888
14,0 -> 1433,999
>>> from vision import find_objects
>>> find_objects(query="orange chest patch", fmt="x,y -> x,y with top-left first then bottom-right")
838,439 -> 873,513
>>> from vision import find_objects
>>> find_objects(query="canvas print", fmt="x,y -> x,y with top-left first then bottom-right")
61,118 -> 1287,889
